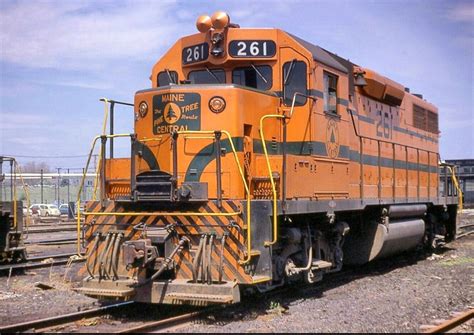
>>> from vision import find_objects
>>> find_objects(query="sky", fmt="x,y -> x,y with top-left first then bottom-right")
0,0 -> 473,170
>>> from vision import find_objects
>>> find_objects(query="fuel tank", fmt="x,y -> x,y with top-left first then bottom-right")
343,205 -> 427,265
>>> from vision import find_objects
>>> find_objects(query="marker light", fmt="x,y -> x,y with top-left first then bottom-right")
138,101 -> 148,118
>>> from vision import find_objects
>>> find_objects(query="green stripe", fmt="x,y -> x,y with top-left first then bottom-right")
348,109 -> 438,144
184,137 -> 437,182
185,138 -> 243,182
134,141 -> 160,170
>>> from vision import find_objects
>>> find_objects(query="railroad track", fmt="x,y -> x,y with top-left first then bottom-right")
457,222 -> 474,239
27,226 -> 77,234
421,308 -> 473,333
0,252 -> 84,272
0,299 -> 213,333
0,301 -> 134,333
25,237 -> 79,245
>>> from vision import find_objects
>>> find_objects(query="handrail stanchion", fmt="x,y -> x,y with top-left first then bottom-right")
100,135 -> 107,207
76,133 -> 133,257
172,132 -> 179,200
259,114 -> 285,247
130,134 -> 137,201
261,92 -> 316,247
175,130 -> 252,264
215,131 -> 223,208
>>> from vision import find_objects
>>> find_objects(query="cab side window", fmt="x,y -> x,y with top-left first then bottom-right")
324,72 -> 338,114
157,70 -> 178,86
283,60 -> 307,106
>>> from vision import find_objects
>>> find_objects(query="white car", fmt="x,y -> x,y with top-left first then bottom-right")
30,204 -> 61,216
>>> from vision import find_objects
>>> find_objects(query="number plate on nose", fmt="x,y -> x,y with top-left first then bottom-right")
229,40 -> 276,58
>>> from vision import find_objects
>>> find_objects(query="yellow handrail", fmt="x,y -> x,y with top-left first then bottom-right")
447,165 -> 463,211
177,130 -> 253,264
139,136 -> 163,143
76,133 -> 133,256
92,98 -> 111,200
259,115 -> 285,246
84,210 -> 241,217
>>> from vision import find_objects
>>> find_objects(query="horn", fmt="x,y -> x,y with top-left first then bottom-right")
211,11 -> 230,30
354,73 -> 367,87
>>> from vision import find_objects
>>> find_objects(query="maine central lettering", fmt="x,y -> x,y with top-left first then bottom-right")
153,93 -> 201,134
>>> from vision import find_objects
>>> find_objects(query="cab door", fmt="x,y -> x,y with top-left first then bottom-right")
279,47 -> 314,198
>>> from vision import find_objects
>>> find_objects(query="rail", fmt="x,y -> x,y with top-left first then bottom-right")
93,98 -> 135,200
348,109 -> 439,202
76,133 -> 133,255
440,163 -> 463,211
260,114 -> 285,246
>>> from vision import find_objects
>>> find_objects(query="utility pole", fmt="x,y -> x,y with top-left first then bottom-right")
57,167 -> 61,205
0,157 -> 3,202
67,168 -> 70,203
10,159 -> 13,201
82,168 -> 86,201
40,169 -> 44,203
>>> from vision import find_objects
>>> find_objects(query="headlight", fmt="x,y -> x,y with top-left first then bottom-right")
209,96 -> 226,113
138,101 -> 148,118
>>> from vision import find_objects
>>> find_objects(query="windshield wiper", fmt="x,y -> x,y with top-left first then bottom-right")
205,66 -> 221,83
251,64 -> 268,84
284,59 -> 296,85
165,69 -> 176,84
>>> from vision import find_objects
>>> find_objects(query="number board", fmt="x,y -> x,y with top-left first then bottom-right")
229,40 -> 276,58
182,43 -> 209,65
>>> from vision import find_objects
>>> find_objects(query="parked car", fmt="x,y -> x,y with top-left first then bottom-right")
59,204 -> 69,215
29,204 -> 60,216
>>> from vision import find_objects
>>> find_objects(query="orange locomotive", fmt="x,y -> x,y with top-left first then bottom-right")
79,12 -> 458,304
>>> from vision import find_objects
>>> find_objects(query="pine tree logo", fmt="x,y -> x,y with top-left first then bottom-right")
163,102 -> 182,124
326,119 -> 340,159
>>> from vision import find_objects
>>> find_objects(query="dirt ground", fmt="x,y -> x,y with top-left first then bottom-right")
179,211 -> 474,333
0,212 -> 472,333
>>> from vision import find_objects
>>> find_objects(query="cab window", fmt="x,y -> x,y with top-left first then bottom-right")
188,69 -> 225,84
157,70 -> 178,86
283,60 -> 307,106
232,65 -> 272,90
323,71 -> 338,114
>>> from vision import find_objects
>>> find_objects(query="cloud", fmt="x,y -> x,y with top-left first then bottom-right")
0,0 -> 181,70
0,112 -> 47,130
447,1 -> 474,22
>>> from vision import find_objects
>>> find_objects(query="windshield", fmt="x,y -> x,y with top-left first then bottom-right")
232,65 -> 272,90
50,205 -> 58,209
188,68 -> 225,84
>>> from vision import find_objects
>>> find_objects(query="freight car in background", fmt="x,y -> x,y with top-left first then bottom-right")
77,12 -> 459,305
0,157 -> 29,264
440,159 -> 474,208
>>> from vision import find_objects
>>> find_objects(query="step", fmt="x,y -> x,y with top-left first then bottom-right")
76,286 -> 135,298
311,260 -> 333,269
248,249 -> 261,257
136,181 -> 172,186
166,292 -> 234,304
251,275 -> 272,284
